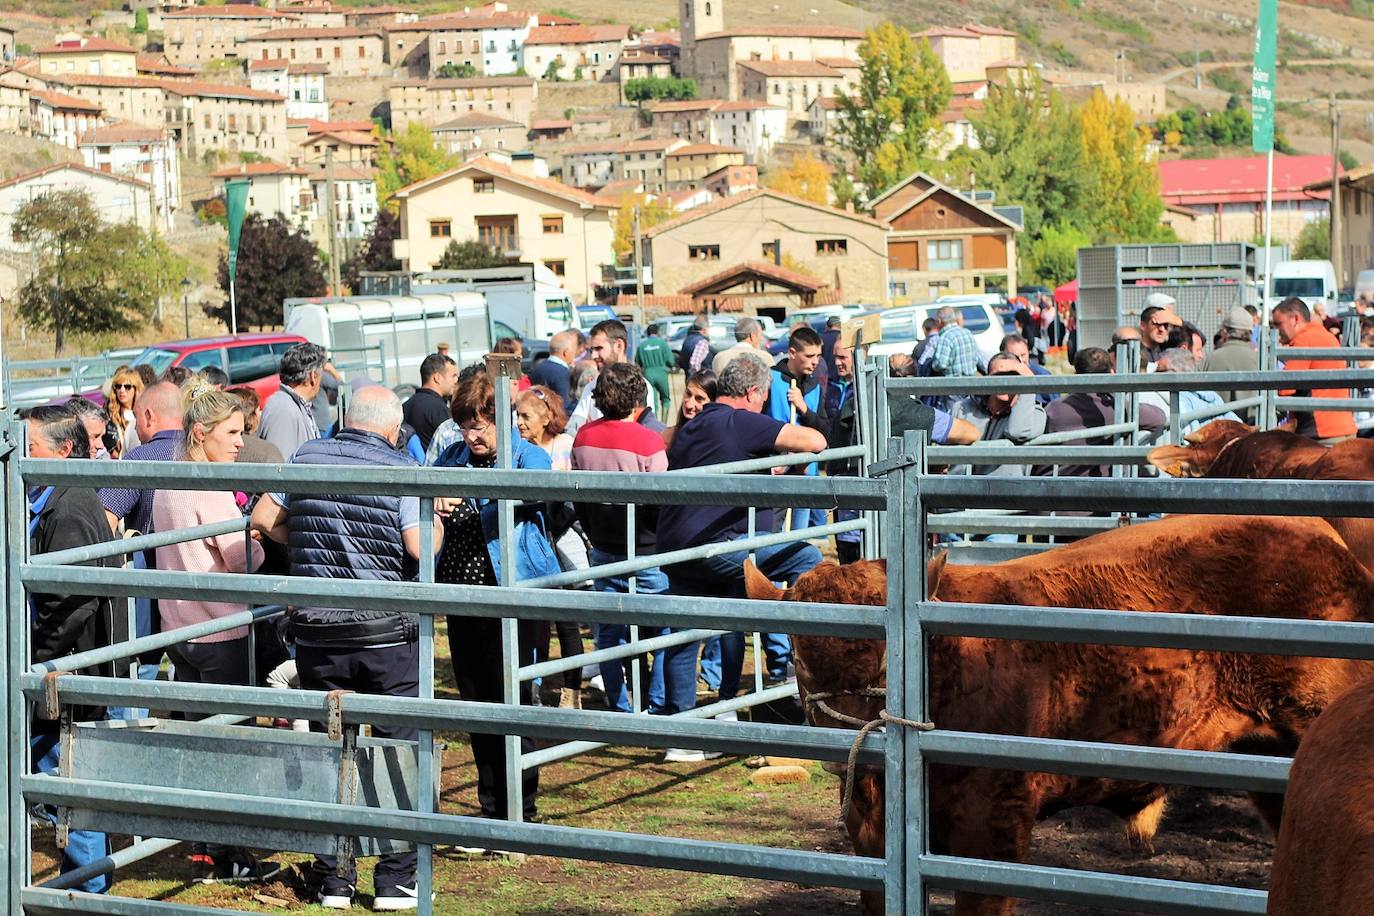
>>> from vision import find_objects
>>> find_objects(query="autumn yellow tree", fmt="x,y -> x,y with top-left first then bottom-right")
836,22 -> 951,200
1078,89 -> 1163,241
612,192 -> 676,264
764,154 -> 831,205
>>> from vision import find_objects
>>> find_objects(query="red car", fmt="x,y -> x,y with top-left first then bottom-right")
67,333 -> 308,406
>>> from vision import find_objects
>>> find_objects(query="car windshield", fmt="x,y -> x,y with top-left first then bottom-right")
131,348 -> 179,375
1273,277 -> 1326,299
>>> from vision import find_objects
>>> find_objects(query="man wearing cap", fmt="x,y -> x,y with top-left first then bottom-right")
1138,294 -> 1183,365
1202,306 -> 1261,423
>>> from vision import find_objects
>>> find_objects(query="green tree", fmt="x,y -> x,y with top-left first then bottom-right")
542,59 -> 562,81
1295,217 -> 1331,260
342,209 -> 402,294
623,76 -> 698,108
1078,89 -> 1162,241
376,122 -> 458,210
612,192 -> 675,264
836,23 -> 951,198
1024,223 -> 1091,285
213,214 -> 326,330
12,190 -> 178,354
435,61 -> 477,78
1341,149 -> 1360,171
133,8 -> 149,33
831,169 -> 859,210
436,239 -> 507,270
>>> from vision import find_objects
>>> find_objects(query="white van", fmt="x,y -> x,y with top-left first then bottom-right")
861,302 -> 1005,361
1269,260 -> 1338,313
1353,269 -> 1374,306
284,292 -> 493,389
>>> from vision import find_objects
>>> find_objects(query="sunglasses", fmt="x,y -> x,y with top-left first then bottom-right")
1148,320 -> 1173,329
113,383 -> 138,391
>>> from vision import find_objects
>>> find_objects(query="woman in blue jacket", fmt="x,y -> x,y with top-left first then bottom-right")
432,369 -> 559,826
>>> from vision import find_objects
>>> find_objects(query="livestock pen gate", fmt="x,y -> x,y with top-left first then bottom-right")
5,362 -> 1374,914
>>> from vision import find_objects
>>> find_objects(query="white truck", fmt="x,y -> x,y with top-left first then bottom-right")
413,263 -> 573,341
1268,260 -> 1338,314
283,292 -> 507,390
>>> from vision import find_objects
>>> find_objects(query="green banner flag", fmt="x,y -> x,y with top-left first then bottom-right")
1251,0 -> 1277,153
225,178 -> 250,285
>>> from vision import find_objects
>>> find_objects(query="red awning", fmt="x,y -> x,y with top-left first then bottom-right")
1053,279 -> 1078,305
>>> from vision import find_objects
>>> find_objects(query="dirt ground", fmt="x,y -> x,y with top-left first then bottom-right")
31,710 -> 1275,914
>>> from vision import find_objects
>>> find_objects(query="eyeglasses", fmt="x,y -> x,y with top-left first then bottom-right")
113,383 -> 137,391
459,422 -> 492,436
1148,320 -> 1173,329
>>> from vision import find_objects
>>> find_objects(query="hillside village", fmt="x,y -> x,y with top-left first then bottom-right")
2,0 -> 1374,328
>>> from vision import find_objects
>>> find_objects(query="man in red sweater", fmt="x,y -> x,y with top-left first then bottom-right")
1274,296 -> 1357,443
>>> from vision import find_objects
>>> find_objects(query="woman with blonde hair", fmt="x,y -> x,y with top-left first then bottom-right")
152,378 -> 278,883
102,365 -> 144,455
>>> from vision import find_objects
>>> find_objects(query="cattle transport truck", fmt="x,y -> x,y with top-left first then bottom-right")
283,291 -> 517,390
356,263 -> 574,342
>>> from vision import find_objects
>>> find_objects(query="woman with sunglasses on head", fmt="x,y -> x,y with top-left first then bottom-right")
103,366 -> 145,455
515,385 -> 591,708
431,370 -> 559,828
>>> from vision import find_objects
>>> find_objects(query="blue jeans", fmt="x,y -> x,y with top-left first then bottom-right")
698,636 -> 722,690
664,538 -> 821,710
589,548 -> 667,714
32,724 -> 111,894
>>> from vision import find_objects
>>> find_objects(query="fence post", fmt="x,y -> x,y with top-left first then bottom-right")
902,429 -> 930,916
416,496 -> 436,914
880,433 -> 906,916
4,421 -> 30,908
493,361 -> 524,829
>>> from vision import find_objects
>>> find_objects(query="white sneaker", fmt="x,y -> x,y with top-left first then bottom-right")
588,674 -> 605,695
663,747 -> 723,763
452,844 -> 487,855
319,887 -> 355,909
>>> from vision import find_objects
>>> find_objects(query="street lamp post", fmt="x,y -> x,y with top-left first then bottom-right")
180,277 -> 192,339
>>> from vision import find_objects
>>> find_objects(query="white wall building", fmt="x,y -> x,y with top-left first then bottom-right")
708,100 -> 786,164
210,160 -> 313,233
0,163 -> 154,248
78,124 -> 180,233
309,162 -> 378,245
248,60 -> 328,121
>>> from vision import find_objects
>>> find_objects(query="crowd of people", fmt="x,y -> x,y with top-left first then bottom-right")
18,297 -> 1362,908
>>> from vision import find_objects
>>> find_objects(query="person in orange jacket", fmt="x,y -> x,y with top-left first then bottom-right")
1274,296 -> 1357,443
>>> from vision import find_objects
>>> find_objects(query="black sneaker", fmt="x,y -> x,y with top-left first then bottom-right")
319,882 -> 356,909
197,857 -> 283,884
373,882 -> 421,911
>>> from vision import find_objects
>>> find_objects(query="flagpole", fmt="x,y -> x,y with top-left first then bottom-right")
1262,148 -> 1274,324
230,279 -> 238,336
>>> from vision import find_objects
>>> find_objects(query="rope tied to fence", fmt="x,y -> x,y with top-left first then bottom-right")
804,688 -> 934,825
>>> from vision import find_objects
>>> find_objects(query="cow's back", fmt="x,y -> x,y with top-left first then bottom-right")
1268,678 -> 1374,915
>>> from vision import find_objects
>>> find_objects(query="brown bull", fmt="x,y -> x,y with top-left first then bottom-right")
1267,677 -> 1374,915
746,514 -> 1374,916
1148,419 -> 1374,574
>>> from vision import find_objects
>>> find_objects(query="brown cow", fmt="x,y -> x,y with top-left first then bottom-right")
1149,419 -> 1374,574
1267,678 -> 1374,915
746,514 -> 1374,916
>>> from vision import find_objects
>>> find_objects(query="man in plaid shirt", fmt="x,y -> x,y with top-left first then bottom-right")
930,306 -> 981,377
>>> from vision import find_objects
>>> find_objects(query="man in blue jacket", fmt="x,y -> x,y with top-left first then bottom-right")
763,324 -> 830,532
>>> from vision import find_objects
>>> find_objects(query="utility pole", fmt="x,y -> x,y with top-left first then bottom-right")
1330,91 -> 1343,287
325,147 -> 340,295
1194,39 -> 1201,89
632,205 -> 644,314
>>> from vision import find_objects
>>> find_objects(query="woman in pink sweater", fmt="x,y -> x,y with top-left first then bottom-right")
152,384 -> 264,685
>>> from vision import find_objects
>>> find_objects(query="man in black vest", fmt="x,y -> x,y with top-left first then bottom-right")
253,385 -> 442,911
677,314 -> 713,376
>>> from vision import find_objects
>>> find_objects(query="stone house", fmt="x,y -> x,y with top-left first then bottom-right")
736,58 -> 854,118
425,11 -> 537,77
523,24 -> 628,82
237,27 -> 387,77
162,5 -> 302,66
432,112 -> 527,154
388,76 -> 537,131
164,81 -> 289,157
36,35 -> 138,77
664,143 -> 745,189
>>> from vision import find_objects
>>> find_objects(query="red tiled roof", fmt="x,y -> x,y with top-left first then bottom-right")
35,36 -> 136,55
210,160 -> 308,178
78,123 -> 169,144
696,25 -> 862,40
812,96 -> 843,110
136,52 -> 196,76
241,27 -> 384,40
305,129 -> 378,145
680,259 -> 824,296
249,59 -> 331,74
421,12 -> 531,30
395,154 -> 610,208
297,117 -> 373,134
620,138 -> 682,153
647,99 -> 723,113
30,88 -> 102,112
711,99 -> 784,113
643,188 -> 886,239
951,79 -> 987,96
622,52 -> 669,64
0,161 -> 149,190
917,26 -> 979,39
525,24 -> 628,44
40,72 -> 163,89
593,177 -> 644,204
164,5 -> 297,18
963,23 -> 1018,37
815,56 -> 860,68
667,143 -> 744,157
162,80 -> 285,102
738,59 -> 839,77
433,111 -> 524,130
531,118 -> 572,130
615,292 -> 744,314
1159,155 -> 1336,205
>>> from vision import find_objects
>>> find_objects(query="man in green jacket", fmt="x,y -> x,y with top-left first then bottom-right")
635,322 -> 674,416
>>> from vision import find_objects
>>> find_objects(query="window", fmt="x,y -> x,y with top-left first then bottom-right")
438,39 -> 447,53
476,216 -> 516,250
473,177 -> 494,193
927,239 -> 963,271
761,241 -> 777,260
689,244 -> 720,261
543,259 -> 565,277
226,344 -> 277,384
705,1 -> 711,13
542,215 -> 564,234
429,219 -> 452,238
178,348 -> 224,375
315,47 -> 322,58
816,238 -> 847,256
359,45 -> 366,58
334,46 -> 341,59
